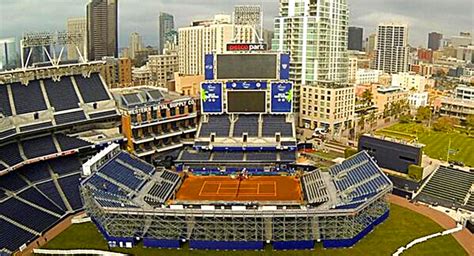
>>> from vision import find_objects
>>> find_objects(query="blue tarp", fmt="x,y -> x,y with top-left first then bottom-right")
273,240 -> 314,250
189,240 -> 264,250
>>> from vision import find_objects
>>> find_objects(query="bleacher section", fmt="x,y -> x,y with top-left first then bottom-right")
144,170 -> 181,206
0,85 -> 12,117
55,133 -> 91,151
43,78 -> 80,111
329,151 -> 392,207
0,154 -> 83,253
198,114 -> 294,139
416,166 -> 474,211
74,74 -> 110,103
54,110 -> 87,125
234,115 -> 259,137
302,170 -> 329,204
262,115 -> 293,137
0,219 -> 36,253
0,135 -> 90,172
199,115 -> 230,137
21,136 -> 57,159
178,148 -> 296,164
0,142 -> 24,167
10,81 -> 47,115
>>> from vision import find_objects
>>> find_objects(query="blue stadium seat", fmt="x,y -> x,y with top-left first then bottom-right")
0,198 -> 60,232
18,187 -> 65,215
0,84 -> 12,116
0,219 -> 36,252
21,136 -> 57,159
0,142 -> 24,166
234,115 -> 258,137
74,74 -> 110,103
43,78 -> 80,111
57,174 -> 83,211
55,134 -> 91,151
10,81 -> 47,115
36,181 -> 67,211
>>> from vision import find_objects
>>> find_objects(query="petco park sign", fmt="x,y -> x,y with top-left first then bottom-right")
226,43 -> 267,52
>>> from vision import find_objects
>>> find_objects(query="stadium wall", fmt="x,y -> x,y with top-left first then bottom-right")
83,186 -> 390,250
358,135 -> 422,174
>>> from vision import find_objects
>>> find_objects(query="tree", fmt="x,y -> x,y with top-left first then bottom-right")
361,89 -> 373,106
433,117 -> 460,132
416,106 -> 431,122
466,115 -> 474,130
399,114 -> 412,123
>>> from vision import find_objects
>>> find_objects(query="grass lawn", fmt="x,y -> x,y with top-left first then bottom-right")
376,123 -> 474,167
43,204 -> 466,256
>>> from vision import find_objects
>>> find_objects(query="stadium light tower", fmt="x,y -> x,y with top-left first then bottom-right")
20,31 -> 86,69
232,5 -> 264,43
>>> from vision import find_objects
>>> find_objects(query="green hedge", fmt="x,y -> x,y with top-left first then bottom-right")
408,165 -> 424,181
345,147 -> 358,158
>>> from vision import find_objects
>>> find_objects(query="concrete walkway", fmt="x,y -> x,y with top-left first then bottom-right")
388,195 -> 474,255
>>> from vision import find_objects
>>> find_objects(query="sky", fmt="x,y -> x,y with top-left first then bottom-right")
0,0 -> 472,48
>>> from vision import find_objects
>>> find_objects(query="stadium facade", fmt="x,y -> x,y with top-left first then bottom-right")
81,51 -> 393,251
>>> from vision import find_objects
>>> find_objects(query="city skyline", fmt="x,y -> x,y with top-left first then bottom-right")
0,0 -> 472,48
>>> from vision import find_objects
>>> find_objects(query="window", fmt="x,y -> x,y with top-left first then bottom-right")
33,112 -> 39,120
179,106 -> 185,115
170,108 -> 176,116
160,109 -> 167,118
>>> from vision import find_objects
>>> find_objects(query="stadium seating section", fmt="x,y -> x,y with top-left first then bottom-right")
0,134 -> 91,172
302,170 -> 330,204
198,114 -> 294,138
329,151 -> 391,207
0,85 -> 12,116
0,155 -> 83,253
416,166 -> 474,211
43,78 -> 80,111
178,148 -> 296,163
74,74 -> 110,103
84,151 -> 158,201
10,81 -> 47,115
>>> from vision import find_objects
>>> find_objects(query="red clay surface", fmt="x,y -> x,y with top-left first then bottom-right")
176,175 -> 302,202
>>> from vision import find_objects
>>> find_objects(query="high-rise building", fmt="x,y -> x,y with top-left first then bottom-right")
428,32 -> 443,51
148,52 -> 178,88
374,23 -> 409,74
233,5 -> 263,41
366,33 -> 376,55
178,15 -> 255,75
158,12 -> 175,54
100,57 -> 132,88
67,17 -> 86,61
300,82 -> 355,136
348,27 -> 363,51
129,32 -> 144,59
273,0 -> 350,111
263,29 -> 274,50
0,37 -> 18,71
86,0 -> 118,61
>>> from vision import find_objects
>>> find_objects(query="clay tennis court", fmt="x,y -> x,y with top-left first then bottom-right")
176,175 -> 302,202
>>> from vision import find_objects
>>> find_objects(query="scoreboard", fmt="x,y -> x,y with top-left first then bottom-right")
201,52 -> 293,114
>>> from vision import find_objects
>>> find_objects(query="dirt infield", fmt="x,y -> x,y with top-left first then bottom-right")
388,195 -> 474,255
176,175 -> 302,202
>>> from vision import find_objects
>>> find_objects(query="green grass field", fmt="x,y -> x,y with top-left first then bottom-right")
376,123 -> 474,167
43,204 -> 467,256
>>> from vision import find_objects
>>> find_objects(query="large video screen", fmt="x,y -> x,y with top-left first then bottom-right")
227,91 -> 266,113
217,54 -> 277,80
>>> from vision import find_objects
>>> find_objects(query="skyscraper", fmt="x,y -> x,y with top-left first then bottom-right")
158,12 -> 175,54
233,5 -> 263,41
129,32 -> 144,60
67,17 -> 86,61
366,33 -> 377,55
374,23 -> 409,74
273,0 -> 349,110
348,27 -> 363,51
178,15 -> 255,75
428,32 -> 443,51
86,0 -> 118,61
0,38 -> 18,71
